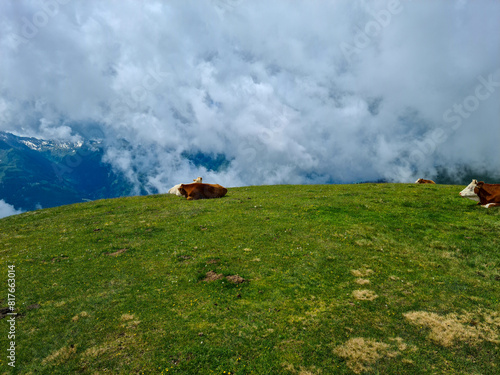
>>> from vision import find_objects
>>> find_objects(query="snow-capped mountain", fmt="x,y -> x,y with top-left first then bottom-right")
0,132 -> 134,213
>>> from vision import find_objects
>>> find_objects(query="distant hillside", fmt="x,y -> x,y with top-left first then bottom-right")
0,132 -> 134,212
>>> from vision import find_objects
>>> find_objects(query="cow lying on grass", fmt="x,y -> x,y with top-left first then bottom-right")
168,177 -> 202,197
415,178 -> 436,184
459,179 -> 500,208
474,181 -> 500,208
178,183 -> 227,200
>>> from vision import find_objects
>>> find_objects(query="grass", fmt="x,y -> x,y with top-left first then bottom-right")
0,183 -> 499,374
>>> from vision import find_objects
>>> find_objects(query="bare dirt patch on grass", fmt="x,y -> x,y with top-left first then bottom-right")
403,309 -> 500,347
226,274 -> 245,284
202,271 -> 246,283
27,303 -> 41,310
203,271 -> 224,282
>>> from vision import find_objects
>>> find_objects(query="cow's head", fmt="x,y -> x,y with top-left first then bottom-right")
459,179 -> 480,201
415,179 -> 422,183
473,181 -> 485,195
193,177 -> 202,183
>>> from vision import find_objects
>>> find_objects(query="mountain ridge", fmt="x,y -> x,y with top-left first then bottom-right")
0,131 -> 134,212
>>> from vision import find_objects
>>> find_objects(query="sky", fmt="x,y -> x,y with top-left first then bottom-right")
1,0 -> 499,193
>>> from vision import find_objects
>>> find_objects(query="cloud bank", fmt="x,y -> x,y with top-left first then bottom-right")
1,0 -> 499,192
0,200 -> 24,219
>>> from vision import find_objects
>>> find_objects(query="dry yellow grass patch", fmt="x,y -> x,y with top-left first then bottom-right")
106,248 -> 127,256
71,311 -> 89,322
440,251 -> 456,259
298,366 -> 321,375
334,337 -> 413,374
305,301 -> 328,318
120,313 -> 141,328
276,339 -> 304,350
355,278 -> 370,285
352,290 -> 378,301
287,301 -> 331,326
120,313 -> 135,321
82,331 -> 141,361
82,321 -> 147,366
41,345 -> 77,365
388,337 -> 416,353
351,269 -> 374,277
334,338 -> 389,374
355,239 -> 373,247
404,310 -> 500,347
281,363 -> 322,375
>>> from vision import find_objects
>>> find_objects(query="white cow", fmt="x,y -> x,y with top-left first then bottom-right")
459,179 -> 480,202
168,177 -> 202,197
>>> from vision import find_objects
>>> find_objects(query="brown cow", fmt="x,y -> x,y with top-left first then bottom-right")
168,177 -> 202,197
474,181 -> 500,208
178,183 -> 227,200
415,178 -> 436,184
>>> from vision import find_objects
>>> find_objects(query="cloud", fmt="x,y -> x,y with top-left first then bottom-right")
0,200 -> 24,219
1,0 -> 499,191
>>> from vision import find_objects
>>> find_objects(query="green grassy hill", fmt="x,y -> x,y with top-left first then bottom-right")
0,184 -> 499,374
